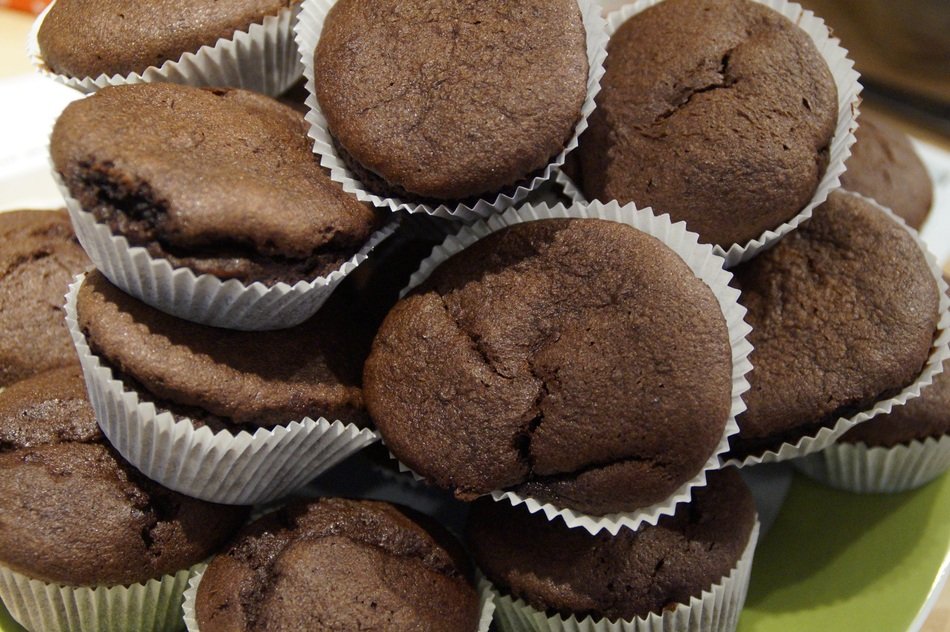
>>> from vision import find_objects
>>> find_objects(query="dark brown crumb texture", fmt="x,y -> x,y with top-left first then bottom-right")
578,0 -> 838,247
468,468 -> 756,621
51,83 -> 381,286
365,219 -> 733,515
730,191 -> 940,456
196,498 -> 480,631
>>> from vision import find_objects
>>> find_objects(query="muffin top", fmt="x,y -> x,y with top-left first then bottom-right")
0,209 -> 89,387
38,0 -> 298,78
364,219 -> 733,515
468,468 -> 756,621
314,0 -> 589,201
842,277 -> 950,447
196,497 -> 480,631
578,0 -> 837,247
0,367 -> 248,586
731,191 -> 940,455
76,270 -> 372,429
51,83 -> 381,286
841,111 -> 933,230
0,365 -> 99,450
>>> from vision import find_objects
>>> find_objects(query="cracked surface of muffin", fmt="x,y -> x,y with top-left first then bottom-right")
0,366 -> 248,586
577,0 -> 838,247
364,219 -> 733,514
730,191 -> 940,456
51,83 -> 381,286
195,497 -> 481,631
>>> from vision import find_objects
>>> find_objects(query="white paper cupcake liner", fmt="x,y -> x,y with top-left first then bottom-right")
588,0 -> 862,267
555,168 -> 586,205
0,562 -> 198,632
64,275 -> 380,505
794,434 -> 950,494
486,520 -> 760,632
293,0 -> 608,222
390,200 -> 753,536
28,1 -> 303,96
58,175 -> 399,331
181,570 -> 202,632
728,192 -> 950,467
182,565 -> 496,631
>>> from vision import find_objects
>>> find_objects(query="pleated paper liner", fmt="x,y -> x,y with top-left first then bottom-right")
727,193 -> 950,468
0,562 -> 199,632
28,1 -> 302,96
386,200 -> 752,535
575,0 -> 861,268
795,435 -> 950,494
58,175 -> 399,331
293,0 -> 608,222
65,275 -> 380,506
485,520 -> 760,632
182,566 -> 496,632
554,168 -> 586,205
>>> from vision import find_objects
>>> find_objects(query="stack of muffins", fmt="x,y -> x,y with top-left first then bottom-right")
0,0 -> 946,630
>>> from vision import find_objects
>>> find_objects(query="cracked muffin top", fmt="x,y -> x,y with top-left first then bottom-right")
195,497 -> 480,631
730,191 -> 940,456
0,366 -> 248,586
467,468 -> 756,620
841,110 -> 933,230
38,0 -> 299,78
363,219 -> 733,515
76,270 -> 373,430
0,209 -> 89,387
577,0 -> 837,248
51,83 -> 381,286
314,0 -> 589,201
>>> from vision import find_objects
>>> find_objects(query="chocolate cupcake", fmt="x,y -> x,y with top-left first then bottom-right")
67,270 -> 380,504
729,191 -> 948,464
0,209 -> 89,387
796,277 -> 950,492
32,0 -> 303,95
0,366 -> 248,632
188,498 -> 483,631
364,202 -> 752,532
297,0 -> 608,219
577,0 -> 859,264
840,110 -> 933,230
51,83 -> 390,329
469,468 -> 759,630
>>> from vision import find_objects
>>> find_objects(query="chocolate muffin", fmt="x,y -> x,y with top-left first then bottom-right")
468,468 -> 756,621
0,366 -> 248,586
841,111 -> 933,230
51,83 -> 381,286
313,0 -> 589,201
364,219 -> 733,515
0,209 -> 89,387
195,497 -> 480,631
839,277 -> 950,448
75,270 -> 373,431
0,365 -> 98,450
578,0 -> 838,247
731,191 -> 941,456
38,0 -> 299,79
